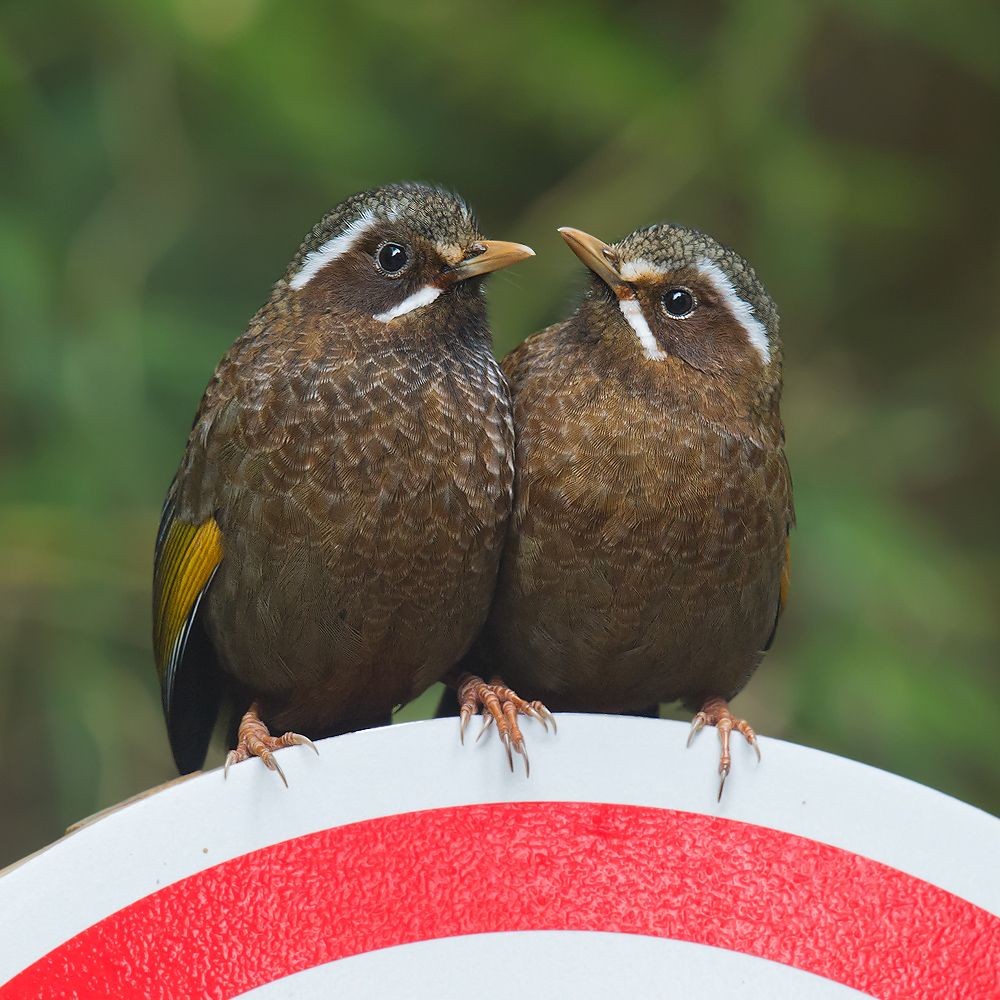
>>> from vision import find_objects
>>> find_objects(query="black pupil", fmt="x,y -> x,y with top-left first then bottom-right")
377,243 -> 408,273
665,289 -> 693,316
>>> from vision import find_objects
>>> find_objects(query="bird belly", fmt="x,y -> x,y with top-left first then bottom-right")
501,568 -> 779,713
204,474 -> 508,731
190,353 -> 514,734
488,417 -> 789,713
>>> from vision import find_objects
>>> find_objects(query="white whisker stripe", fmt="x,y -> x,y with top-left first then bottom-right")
289,210 -> 377,290
374,284 -> 442,323
619,298 -> 667,361
696,257 -> 770,365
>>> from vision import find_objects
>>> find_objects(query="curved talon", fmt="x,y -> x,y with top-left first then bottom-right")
524,705 -> 544,729
476,713 -> 494,742
687,713 -> 707,746
516,740 -> 530,778
294,734 -> 320,755
262,752 -> 288,788
500,731 -> 514,770
522,703 -> 557,734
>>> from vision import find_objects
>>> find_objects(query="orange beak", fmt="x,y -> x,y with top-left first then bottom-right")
447,239 -> 535,283
558,227 -> 626,293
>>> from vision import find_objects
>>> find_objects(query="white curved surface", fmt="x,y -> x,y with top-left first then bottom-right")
239,931 -> 871,999
0,715 -> 998,984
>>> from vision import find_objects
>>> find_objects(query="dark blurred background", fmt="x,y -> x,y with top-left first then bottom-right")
1,0 -> 998,868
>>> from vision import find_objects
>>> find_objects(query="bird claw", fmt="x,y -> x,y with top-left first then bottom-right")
475,713 -> 494,742
687,713 -> 707,746
500,730 -> 514,771
515,739 -> 530,778
524,703 -> 558,734
686,697 -> 759,801
455,673 -> 552,775
223,701 -> 317,787
225,744 -> 289,787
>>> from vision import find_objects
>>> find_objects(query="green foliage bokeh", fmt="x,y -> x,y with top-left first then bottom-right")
1,0 -> 998,866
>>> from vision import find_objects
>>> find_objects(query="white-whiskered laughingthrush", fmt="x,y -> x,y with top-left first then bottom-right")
457,223 -> 793,797
152,182 -> 534,782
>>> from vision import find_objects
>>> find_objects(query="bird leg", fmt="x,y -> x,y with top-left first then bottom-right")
687,696 -> 760,801
456,673 -> 556,777
224,701 -> 318,787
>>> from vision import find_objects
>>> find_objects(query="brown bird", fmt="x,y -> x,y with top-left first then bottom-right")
152,182 -> 533,781
459,223 -> 792,796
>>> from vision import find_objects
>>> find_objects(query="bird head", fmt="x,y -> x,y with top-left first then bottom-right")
282,183 -> 533,340
559,224 -> 781,404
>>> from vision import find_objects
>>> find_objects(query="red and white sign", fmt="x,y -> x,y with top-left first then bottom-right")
0,716 -> 998,998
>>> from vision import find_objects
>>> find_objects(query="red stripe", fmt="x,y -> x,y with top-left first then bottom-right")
4,802 -> 998,999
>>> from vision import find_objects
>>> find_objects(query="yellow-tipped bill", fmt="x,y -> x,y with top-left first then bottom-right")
558,227 -> 626,292
447,239 -> 535,282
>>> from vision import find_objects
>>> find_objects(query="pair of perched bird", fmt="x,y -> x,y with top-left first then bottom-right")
152,182 -> 793,797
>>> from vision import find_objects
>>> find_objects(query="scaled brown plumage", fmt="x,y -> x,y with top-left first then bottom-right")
462,223 -> 793,796
152,182 -> 533,780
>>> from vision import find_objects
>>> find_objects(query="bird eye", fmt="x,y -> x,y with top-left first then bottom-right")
376,242 -> 409,276
663,288 -> 695,318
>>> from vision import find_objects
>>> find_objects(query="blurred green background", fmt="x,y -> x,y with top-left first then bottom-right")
1,0 -> 998,867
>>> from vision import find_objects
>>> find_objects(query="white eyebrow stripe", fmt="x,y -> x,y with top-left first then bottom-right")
695,257 -> 770,365
289,209 -> 377,290
373,284 -> 442,323
619,257 -> 670,281
619,297 -> 667,361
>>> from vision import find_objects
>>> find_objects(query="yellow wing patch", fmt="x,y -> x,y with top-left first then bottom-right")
779,534 -> 791,613
153,517 -> 223,690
